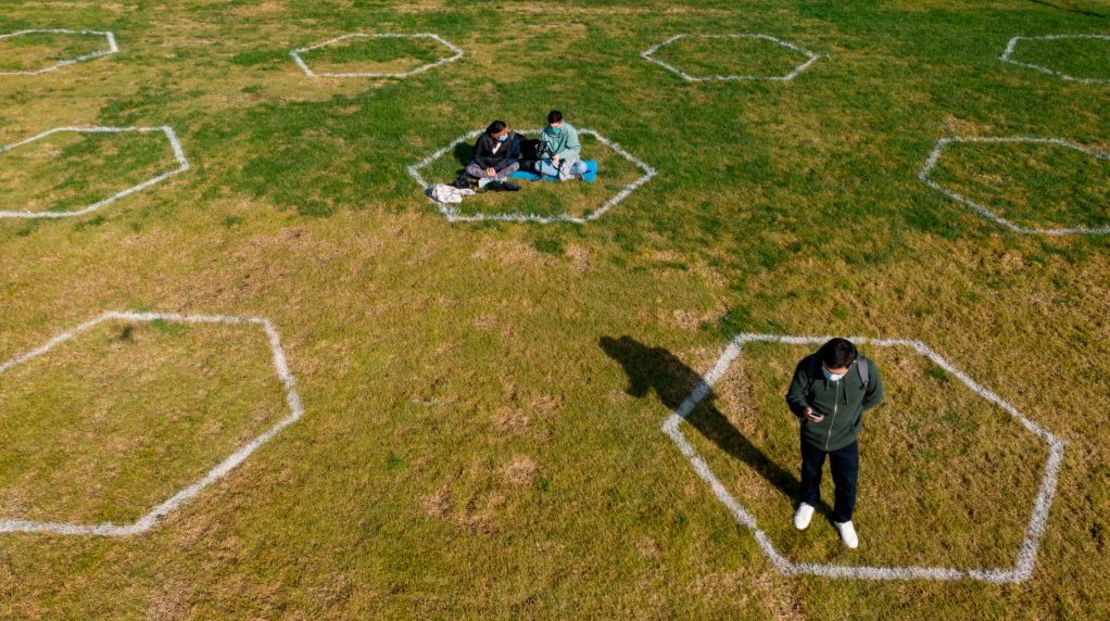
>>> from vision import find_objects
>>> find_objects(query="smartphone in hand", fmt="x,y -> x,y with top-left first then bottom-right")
804,407 -> 824,423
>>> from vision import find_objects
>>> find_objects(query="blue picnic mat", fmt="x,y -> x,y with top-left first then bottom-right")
510,160 -> 598,182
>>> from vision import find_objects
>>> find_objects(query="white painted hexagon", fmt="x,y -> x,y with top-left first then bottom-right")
918,135 -> 1110,236
0,311 -> 305,537
1000,34 -> 1110,84
641,33 -> 820,82
0,29 -> 118,76
290,32 -> 463,78
0,125 -> 190,219
406,128 -> 657,224
663,333 -> 1064,583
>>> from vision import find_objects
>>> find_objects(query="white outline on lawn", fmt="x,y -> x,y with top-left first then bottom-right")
290,32 -> 463,78
0,126 -> 190,219
918,135 -> 1110,236
641,33 -> 820,82
0,311 -> 305,537
663,333 -> 1064,583
407,128 -> 657,224
1000,34 -> 1110,84
0,29 -> 118,75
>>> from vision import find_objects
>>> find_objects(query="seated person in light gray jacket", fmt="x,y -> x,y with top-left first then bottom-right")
534,109 -> 588,181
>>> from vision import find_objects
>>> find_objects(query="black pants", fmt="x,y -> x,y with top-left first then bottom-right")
799,437 -> 859,523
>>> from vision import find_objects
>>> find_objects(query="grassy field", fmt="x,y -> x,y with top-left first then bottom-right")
0,0 -> 1108,619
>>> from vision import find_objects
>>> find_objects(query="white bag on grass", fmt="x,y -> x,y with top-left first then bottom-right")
428,183 -> 475,204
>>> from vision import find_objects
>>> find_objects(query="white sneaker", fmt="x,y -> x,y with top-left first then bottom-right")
834,521 -> 859,549
793,503 -> 815,530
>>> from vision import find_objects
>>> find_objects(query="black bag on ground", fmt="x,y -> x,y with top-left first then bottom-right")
516,138 -> 544,170
452,174 -> 474,189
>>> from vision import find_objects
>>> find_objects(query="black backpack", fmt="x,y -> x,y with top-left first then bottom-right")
516,138 -> 548,168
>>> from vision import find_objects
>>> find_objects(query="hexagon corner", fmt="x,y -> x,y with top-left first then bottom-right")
1000,34 -> 1110,84
662,332 -> 1065,583
0,125 -> 190,220
0,29 -> 118,76
290,32 -> 464,79
641,33 -> 820,82
918,135 -> 1110,236
0,311 -> 305,537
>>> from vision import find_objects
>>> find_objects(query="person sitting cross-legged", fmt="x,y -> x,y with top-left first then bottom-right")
466,120 -> 521,191
534,109 -> 588,181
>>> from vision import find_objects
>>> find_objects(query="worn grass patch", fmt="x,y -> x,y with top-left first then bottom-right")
0,319 -> 287,525
0,0 -> 1107,619
686,341 -> 1045,569
0,31 -> 108,73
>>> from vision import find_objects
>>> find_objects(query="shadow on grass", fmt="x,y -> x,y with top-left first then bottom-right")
599,335 -> 834,519
1028,0 -> 1108,18
452,141 -> 473,167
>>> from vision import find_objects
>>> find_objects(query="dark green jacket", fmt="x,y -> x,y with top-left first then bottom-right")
785,354 -> 884,451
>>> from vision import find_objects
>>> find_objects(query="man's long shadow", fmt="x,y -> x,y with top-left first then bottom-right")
600,335 -> 834,518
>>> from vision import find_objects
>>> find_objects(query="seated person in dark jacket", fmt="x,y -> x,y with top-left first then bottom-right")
465,120 -> 521,191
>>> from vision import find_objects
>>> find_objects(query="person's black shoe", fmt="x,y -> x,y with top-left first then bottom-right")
487,180 -> 505,191
501,181 -> 521,191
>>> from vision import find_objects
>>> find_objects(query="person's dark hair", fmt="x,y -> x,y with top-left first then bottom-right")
547,110 -> 563,124
486,120 -> 507,135
818,338 -> 857,369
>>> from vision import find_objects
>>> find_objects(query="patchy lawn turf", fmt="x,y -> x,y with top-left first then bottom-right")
0,0 -> 1107,619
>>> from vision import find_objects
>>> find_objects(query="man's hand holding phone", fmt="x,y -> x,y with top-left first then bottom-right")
804,407 -> 824,423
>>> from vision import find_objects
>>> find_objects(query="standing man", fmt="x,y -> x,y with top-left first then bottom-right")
534,110 -> 588,180
785,337 -> 884,548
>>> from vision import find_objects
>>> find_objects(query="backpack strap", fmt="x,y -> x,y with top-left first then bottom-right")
802,354 -> 821,395
855,356 -> 870,389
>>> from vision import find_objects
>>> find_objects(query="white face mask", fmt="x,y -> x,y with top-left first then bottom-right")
822,366 -> 844,382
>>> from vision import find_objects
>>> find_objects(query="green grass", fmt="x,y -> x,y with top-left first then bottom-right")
0,130 -> 179,214
685,341 -> 1045,569
0,30 -> 109,72
1010,34 -> 1110,81
296,35 -> 454,75
0,320 -> 286,524
0,0 -> 1108,619
650,35 -> 816,78
930,140 -> 1110,229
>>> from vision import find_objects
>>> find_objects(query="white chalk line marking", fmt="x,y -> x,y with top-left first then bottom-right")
1000,34 -> 1110,85
290,32 -> 464,79
664,333 -> 1065,583
0,29 -> 118,76
0,126 -> 190,219
0,311 -> 306,537
641,33 -> 820,82
918,135 -> 1110,236
407,128 -> 657,224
